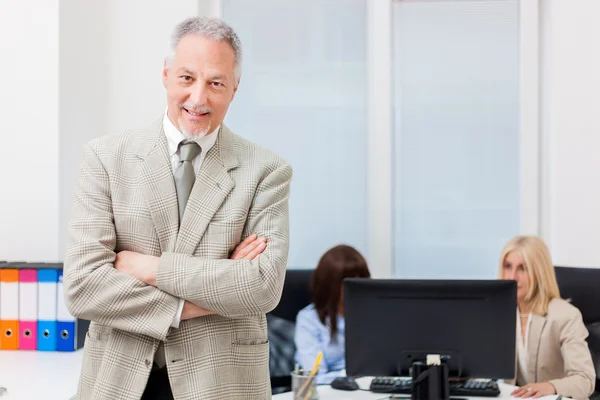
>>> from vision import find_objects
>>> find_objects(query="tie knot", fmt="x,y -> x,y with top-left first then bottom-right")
179,141 -> 201,162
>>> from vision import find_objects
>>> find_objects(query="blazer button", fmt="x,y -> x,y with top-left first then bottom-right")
145,359 -> 152,368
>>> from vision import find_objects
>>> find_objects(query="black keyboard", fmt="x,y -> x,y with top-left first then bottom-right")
369,377 -> 500,397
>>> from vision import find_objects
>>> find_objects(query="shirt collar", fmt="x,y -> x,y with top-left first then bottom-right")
163,111 -> 220,157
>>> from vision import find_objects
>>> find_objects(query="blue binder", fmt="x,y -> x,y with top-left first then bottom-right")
56,321 -> 75,351
56,268 -> 77,351
37,267 -> 59,351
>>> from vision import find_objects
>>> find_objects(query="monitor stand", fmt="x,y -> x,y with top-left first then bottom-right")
409,361 -> 450,400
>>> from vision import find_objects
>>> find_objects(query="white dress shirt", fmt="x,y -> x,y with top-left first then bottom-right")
516,311 -> 532,383
163,112 -> 220,327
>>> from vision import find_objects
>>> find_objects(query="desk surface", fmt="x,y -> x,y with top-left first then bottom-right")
0,350 -> 82,399
0,351 -> 519,400
273,377 -> 519,400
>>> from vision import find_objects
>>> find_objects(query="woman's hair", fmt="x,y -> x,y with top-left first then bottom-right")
310,245 -> 370,338
498,235 -> 561,315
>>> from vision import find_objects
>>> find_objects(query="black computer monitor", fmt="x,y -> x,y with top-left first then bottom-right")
344,279 -> 516,380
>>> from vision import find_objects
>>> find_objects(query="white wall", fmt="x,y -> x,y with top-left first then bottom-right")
0,1 -> 60,261
58,0 -> 110,259
541,0 -> 600,268
104,0 -> 205,135
3,0 -> 600,268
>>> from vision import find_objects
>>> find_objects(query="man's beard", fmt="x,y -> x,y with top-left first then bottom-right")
179,103 -> 213,138
180,122 -> 211,139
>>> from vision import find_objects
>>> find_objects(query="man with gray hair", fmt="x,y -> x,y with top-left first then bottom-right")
64,17 -> 292,399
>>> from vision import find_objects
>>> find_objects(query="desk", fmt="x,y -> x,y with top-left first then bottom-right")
0,352 -> 520,400
0,350 -> 83,399
273,377 -> 519,400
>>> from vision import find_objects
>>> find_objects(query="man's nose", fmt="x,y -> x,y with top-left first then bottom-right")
189,82 -> 208,105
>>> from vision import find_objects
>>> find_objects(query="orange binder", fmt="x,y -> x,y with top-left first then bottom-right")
0,267 -> 20,350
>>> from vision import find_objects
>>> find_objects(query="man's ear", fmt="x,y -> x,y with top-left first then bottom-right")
231,78 -> 241,101
162,60 -> 169,88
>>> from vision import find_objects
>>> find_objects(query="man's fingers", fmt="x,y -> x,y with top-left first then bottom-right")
231,234 -> 258,259
237,239 -> 261,259
238,234 -> 258,249
245,240 -> 266,260
232,237 -> 265,260
239,238 -> 266,259
230,235 -> 268,260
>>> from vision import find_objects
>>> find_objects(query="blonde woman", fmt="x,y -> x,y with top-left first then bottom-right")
499,236 -> 595,399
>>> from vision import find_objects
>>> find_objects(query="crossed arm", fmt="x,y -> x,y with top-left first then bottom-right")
113,234 -> 267,320
64,143 -> 291,341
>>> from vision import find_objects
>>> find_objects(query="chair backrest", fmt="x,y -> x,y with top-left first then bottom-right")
270,269 -> 313,322
268,269 -> 313,393
555,266 -> 600,391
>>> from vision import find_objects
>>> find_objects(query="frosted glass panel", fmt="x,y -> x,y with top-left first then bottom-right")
393,0 -> 520,279
222,0 -> 368,268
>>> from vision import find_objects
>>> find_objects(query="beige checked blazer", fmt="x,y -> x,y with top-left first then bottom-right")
64,119 -> 292,400
510,298 -> 595,399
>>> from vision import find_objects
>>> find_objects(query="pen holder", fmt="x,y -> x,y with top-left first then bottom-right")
291,371 -> 319,400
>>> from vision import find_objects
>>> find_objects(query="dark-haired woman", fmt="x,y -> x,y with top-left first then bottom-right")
294,245 -> 371,384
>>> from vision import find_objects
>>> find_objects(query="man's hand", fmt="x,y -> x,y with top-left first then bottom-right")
230,234 -> 267,260
181,301 -> 215,320
115,234 -> 265,286
114,251 -> 213,321
179,234 -> 266,321
114,251 -> 159,287
114,234 -> 266,320
511,382 -> 556,398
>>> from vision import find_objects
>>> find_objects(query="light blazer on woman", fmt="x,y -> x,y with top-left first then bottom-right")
512,298 -> 595,399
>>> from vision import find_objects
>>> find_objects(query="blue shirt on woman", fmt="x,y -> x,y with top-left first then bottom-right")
294,304 -> 346,385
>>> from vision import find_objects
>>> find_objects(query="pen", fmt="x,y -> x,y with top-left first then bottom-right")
296,352 -> 322,400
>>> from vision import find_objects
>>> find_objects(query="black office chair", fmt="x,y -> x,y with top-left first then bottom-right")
555,266 -> 600,398
267,269 -> 313,394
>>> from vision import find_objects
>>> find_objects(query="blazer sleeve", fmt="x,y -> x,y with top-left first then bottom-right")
548,308 -> 596,398
63,143 -> 179,341
156,161 -> 292,318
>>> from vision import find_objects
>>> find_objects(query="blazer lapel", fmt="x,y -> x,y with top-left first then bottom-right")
175,125 -> 239,254
526,313 -> 547,382
136,122 -> 180,253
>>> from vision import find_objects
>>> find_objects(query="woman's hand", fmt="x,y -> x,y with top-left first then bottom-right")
511,382 -> 556,398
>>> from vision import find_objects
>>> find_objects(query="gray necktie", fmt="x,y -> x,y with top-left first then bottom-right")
154,141 -> 201,369
174,141 -> 202,222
